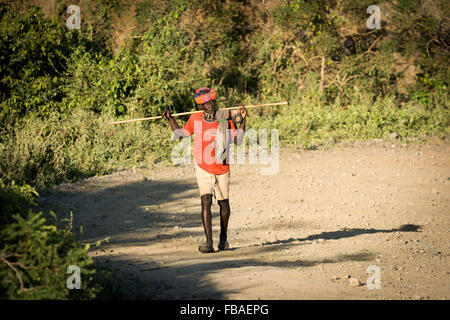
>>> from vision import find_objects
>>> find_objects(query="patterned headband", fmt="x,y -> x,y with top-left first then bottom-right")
194,87 -> 216,105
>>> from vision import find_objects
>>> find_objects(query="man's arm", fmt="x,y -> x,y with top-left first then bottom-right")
162,109 -> 188,140
234,105 -> 247,146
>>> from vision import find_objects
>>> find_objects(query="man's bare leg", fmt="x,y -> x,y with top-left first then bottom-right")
218,199 -> 230,250
199,194 -> 214,253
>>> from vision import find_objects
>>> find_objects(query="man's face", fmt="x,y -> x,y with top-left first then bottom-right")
200,101 -> 216,114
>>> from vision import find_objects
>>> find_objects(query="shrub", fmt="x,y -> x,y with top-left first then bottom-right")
0,180 -> 98,299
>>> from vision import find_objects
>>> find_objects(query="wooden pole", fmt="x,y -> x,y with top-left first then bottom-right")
108,101 -> 288,125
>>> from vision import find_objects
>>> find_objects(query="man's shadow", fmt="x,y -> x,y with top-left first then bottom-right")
255,224 -> 421,247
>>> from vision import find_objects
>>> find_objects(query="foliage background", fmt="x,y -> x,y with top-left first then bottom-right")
1,0 -> 448,188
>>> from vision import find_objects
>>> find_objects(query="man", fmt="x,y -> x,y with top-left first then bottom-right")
162,87 -> 247,253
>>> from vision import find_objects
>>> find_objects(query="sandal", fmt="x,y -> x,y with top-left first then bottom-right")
198,242 -> 214,253
218,241 -> 229,251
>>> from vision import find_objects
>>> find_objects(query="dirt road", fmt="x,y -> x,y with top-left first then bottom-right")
43,137 -> 449,299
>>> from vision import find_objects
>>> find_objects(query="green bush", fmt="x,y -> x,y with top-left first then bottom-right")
0,179 -> 37,228
0,108 -> 177,188
0,1 -> 449,189
0,4 -> 75,128
0,180 -> 98,299
249,93 -> 449,149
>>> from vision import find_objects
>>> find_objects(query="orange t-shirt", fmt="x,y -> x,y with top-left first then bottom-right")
182,112 -> 237,175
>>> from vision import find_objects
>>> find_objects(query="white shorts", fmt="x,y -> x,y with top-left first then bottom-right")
194,162 -> 230,200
